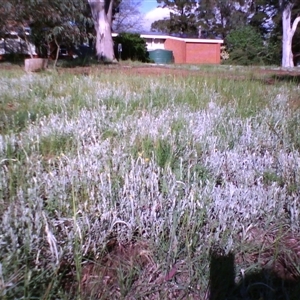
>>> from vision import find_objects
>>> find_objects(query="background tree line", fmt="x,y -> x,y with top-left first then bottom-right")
0,0 -> 144,63
0,0 -> 299,67
152,0 -> 300,67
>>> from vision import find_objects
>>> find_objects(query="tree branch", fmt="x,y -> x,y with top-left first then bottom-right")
291,16 -> 300,36
107,0 -> 114,25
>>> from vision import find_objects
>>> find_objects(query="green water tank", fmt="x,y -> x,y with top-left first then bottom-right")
148,49 -> 174,64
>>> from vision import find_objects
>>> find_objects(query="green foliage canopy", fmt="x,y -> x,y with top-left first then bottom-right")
225,25 -> 269,65
151,0 -> 199,36
1,0 -> 92,57
113,32 -> 150,62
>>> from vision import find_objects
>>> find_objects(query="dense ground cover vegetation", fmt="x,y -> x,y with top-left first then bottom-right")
0,64 -> 300,299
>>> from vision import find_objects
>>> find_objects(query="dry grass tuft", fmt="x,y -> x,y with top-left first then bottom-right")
242,225 -> 300,281
77,240 -> 154,299
67,239 -> 203,299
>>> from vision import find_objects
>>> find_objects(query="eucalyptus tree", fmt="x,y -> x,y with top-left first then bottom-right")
87,0 -> 117,61
151,0 -> 199,36
2,0 -> 89,60
197,0 -> 252,39
280,0 -> 300,67
250,0 -> 300,67
0,7 -> 7,37
31,0 -> 90,63
248,1 -> 278,35
2,0 -> 120,62
1,0 -> 38,57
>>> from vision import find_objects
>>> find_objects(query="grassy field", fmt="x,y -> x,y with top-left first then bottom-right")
0,63 -> 300,299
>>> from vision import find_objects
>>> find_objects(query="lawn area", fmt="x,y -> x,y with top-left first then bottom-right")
0,62 -> 300,299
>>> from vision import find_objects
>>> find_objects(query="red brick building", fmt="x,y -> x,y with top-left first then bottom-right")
141,34 -> 223,64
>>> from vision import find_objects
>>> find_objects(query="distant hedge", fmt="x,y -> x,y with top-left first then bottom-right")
113,32 -> 150,62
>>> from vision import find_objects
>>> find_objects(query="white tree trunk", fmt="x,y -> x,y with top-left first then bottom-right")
88,0 -> 115,62
281,2 -> 300,68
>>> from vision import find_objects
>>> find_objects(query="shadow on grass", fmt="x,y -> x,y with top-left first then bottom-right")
57,55 -> 121,68
0,56 -> 25,69
209,246 -> 300,300
57,57 -> 98,68
261,73 -> 300,85
272,74 -> 300,84
0,53 -> 29,64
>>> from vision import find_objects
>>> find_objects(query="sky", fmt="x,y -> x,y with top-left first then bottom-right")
139,0 -> 172,31
140,0 -> 158,14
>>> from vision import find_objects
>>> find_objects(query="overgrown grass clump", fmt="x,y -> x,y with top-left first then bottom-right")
0,65 -> 300,299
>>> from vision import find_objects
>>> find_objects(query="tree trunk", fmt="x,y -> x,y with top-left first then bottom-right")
88,0 -> 115,62
21,25 -> 34,59
54,36 -> 60,68
281,2 -> 300,68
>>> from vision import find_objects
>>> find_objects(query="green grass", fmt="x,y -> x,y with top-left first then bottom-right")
0,64 -> 300,299
38,133 -> 76,157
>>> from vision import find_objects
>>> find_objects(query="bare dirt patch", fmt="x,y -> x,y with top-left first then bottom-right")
67,240 -> 203,299
57,63 -> 300,88
58,64 -> 197,78
2,60 -> 300,81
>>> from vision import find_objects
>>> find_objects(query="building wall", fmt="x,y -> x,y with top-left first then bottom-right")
164,38 -> 221,64
164,38 -> 186,64
186,43 -> 221,64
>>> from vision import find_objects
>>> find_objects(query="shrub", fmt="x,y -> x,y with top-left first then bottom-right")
113,32 -> 150,62
225,25 -> 267,65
